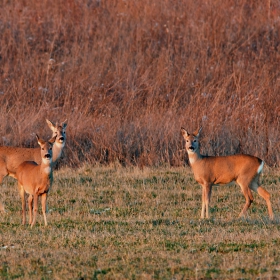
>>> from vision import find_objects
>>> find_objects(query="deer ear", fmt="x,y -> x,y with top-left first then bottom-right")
46,119 -> 55,131
194,127 -> 202,137
62,119 -> 68,129
181,127 -> 190,138
36,134 -> 44,146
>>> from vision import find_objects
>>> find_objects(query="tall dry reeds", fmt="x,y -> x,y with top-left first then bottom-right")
0,0 -> 279,167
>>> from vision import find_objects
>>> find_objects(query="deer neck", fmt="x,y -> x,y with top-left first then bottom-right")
40,158 -> 53,177
52,142 -> 65,164
188,149 -> 202,166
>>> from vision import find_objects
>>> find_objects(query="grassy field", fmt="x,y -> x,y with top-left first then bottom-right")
0,165 -> 280,279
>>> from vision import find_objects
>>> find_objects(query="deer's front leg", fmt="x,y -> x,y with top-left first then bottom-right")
41,193 -> 48,226
201,183 -> 212,219
28,195 -> 33,225
31,194 -> 38,228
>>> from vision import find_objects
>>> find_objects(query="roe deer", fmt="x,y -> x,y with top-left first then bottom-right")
181,127 -> 274,220
16,135 -> 56,227
0,119 -> 67,212
45,119 -> 67,168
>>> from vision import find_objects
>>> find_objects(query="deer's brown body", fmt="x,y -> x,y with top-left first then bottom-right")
16,135 -> 56,227
0,119 -> 67,212
181,127 -> 273,220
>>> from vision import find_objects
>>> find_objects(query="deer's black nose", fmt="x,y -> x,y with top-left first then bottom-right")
45,154 -> 51,159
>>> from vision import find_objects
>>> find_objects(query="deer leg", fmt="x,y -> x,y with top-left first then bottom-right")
0,171 -> 8,212
257,187 -> 274,220
205,184 -> 212,219
18,184 -> 26,225
28,195 -> 33,225
41,193 -> 48,226
201,184 -> 212,219
0,202 -> 4,213
31,194 -> 38,227
201,187 -> 206,219
250,179 -> 274,220
238,183 -> 253,218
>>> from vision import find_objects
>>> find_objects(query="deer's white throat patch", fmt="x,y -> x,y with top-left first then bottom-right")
42,158 -> 52,174
53,143 -> 64,161
188,153 -> 198,165
44,166 -> 51,174
42,157 -> 52,164
55,142 -> 65,148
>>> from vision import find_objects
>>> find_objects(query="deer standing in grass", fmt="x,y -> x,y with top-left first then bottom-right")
16,135 -> 56,227
181,127 -> 274,220
0,119 -> 67,212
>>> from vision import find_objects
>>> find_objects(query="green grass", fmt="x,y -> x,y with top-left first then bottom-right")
0,165 -> 280,279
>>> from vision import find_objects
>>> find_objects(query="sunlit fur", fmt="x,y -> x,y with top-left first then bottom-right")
0,119 -> 67,212
15,135 -> 56,227
181,127 -> 274,220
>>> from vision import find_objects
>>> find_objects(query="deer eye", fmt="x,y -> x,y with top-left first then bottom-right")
194,140 -> 197,142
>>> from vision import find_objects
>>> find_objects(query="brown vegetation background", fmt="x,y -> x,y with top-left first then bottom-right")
0,0 -> 280,167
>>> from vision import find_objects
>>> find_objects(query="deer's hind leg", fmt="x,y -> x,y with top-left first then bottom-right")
0,167 -> 9,212
250,177 -> 274,220
237,178 -> 254,218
